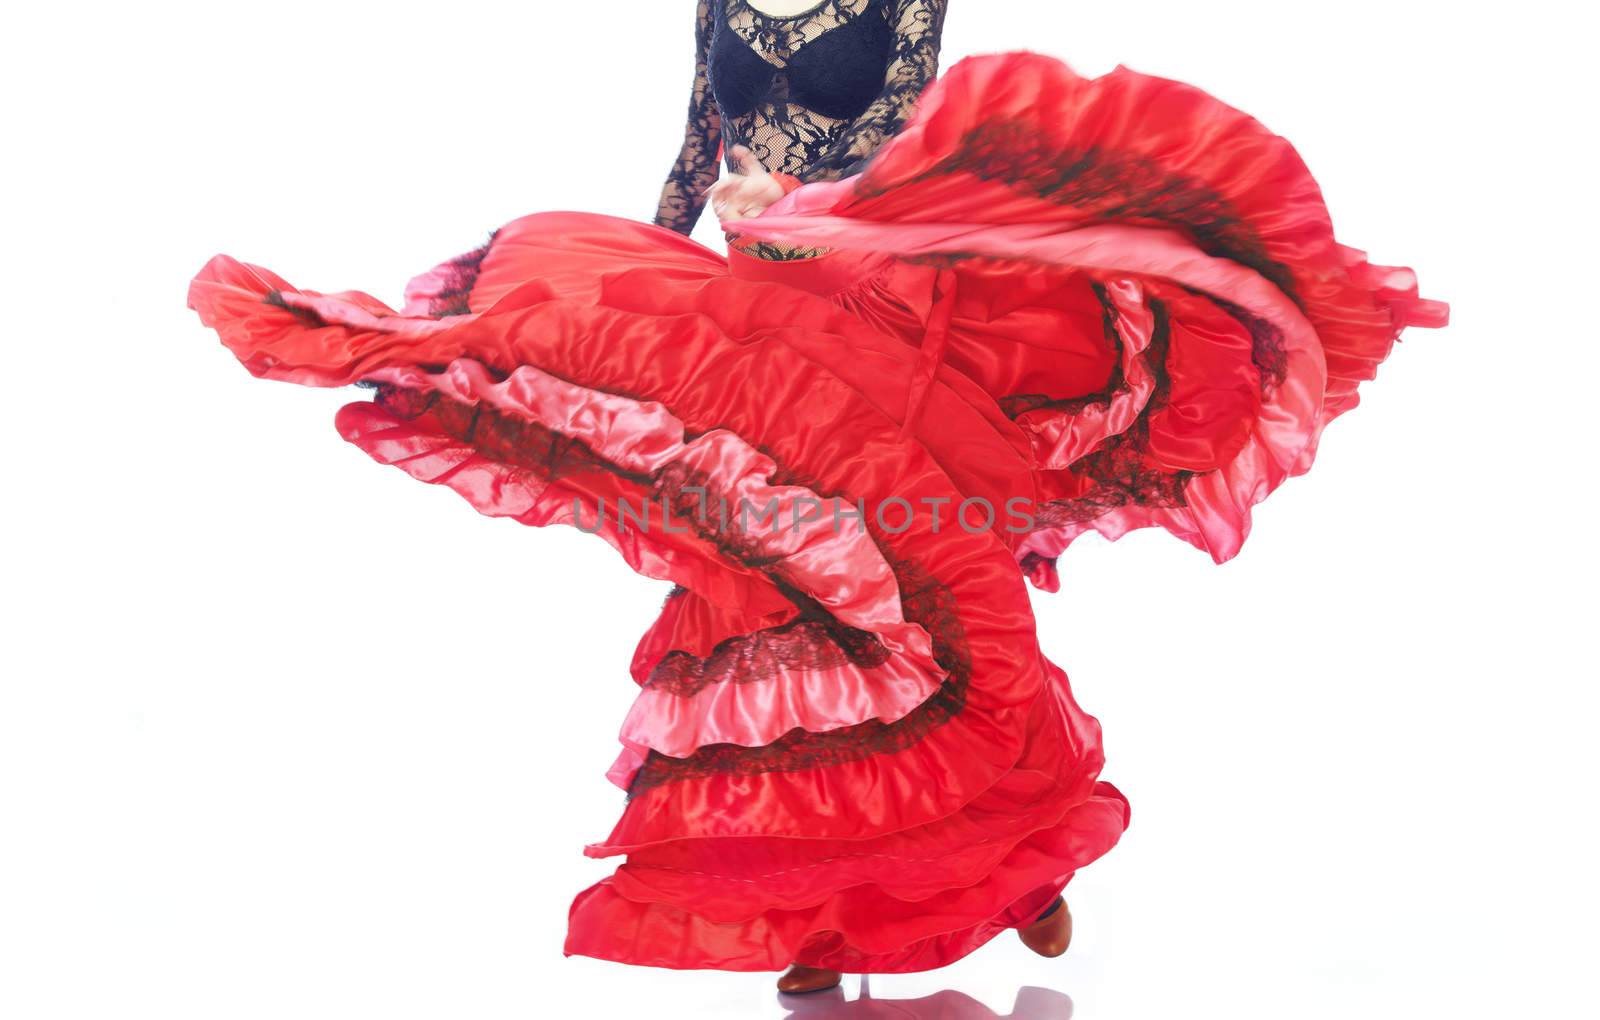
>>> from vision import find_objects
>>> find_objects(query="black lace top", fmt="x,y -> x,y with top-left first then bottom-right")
653,0 -> 949,238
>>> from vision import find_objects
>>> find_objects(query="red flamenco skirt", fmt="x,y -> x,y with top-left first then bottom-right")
187,52 -> 1445,973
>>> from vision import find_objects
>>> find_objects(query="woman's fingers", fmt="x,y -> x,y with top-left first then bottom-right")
713,177 -> 752,203
732,145 -> 768,178
707,177 -> 739,217
707,152 -> 781,221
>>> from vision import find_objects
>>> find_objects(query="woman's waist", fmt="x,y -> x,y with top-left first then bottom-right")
728,236 -> 833,263
725,237 -> 898,297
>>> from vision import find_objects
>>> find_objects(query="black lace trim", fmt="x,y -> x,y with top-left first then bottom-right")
1206,293 -> 1290,396
369,381 -> 643,482
263,289 -> 326,328
1030,298 -> 1195,529
422,232 -> 498,319
735,240 -> 833,261
645,615 -> 892,698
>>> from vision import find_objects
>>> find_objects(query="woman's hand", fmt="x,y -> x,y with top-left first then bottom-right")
707,145 -> 786,224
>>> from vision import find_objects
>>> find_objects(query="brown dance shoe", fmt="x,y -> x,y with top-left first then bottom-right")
777,964 -> 843,994
1017,897 -> 1073,958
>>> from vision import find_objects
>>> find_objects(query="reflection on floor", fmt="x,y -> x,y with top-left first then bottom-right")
779,976 -> 1073,1018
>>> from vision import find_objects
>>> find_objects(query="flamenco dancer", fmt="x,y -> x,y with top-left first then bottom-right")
188,0 -> 1447,997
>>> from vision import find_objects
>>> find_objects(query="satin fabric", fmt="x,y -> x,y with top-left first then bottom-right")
186,51 -> 1443,973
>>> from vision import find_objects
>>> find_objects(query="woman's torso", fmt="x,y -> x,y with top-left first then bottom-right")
710,0 -> 893,178
710,0 -> 897,259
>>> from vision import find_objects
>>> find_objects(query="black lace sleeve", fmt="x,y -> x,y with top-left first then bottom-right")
654,0 -> 725,235
799,0 -> 948,183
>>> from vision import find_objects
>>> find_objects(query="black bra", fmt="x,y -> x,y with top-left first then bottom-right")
709,0 -> 894,122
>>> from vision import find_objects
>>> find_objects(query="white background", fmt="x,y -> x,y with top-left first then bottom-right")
3,1 -> 1596,1017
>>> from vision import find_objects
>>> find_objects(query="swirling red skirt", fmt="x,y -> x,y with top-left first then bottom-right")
187,52 -> 1445,973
